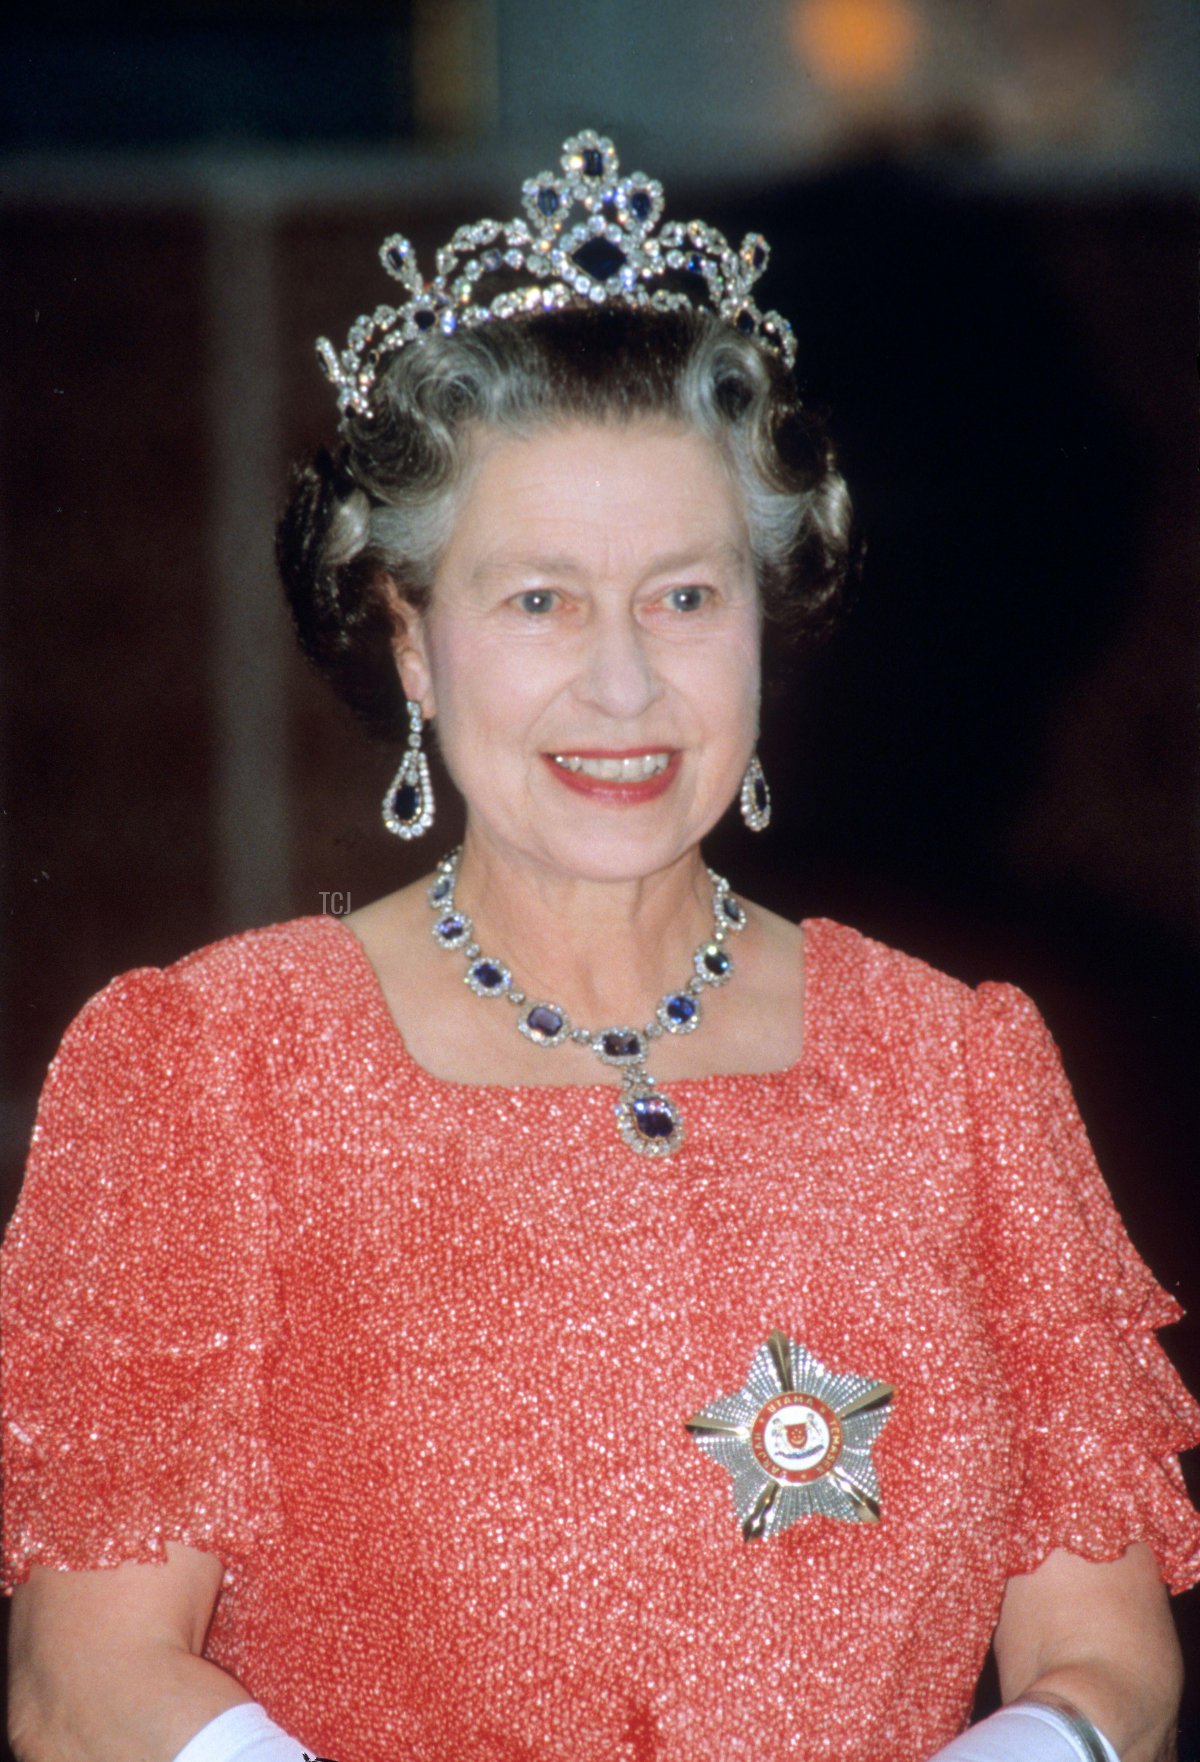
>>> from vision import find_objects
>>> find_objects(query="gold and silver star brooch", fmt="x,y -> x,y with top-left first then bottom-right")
686,1329 -> 894,1541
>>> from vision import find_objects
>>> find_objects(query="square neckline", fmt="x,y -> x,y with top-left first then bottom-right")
320,910 -> 819,1099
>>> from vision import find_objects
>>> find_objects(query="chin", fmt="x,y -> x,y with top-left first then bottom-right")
532,810 -> 715,885
460,764 -> 735,882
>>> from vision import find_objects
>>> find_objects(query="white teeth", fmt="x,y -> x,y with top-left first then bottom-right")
553,752 -> 670,781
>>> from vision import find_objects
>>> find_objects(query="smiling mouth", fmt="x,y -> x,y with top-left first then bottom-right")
551,751 -> 672,781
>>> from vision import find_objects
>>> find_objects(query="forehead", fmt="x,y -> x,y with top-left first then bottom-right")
440,419 -> 751,582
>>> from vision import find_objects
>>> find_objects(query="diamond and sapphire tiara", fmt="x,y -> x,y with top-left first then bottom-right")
317,127 -> 797,420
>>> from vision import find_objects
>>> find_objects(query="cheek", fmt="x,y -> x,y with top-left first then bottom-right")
693,628 -> 761,739
425,625 -> 546,780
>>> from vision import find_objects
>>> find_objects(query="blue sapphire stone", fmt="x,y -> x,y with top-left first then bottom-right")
602,1030 -> 642,1060
629,189 -> 653,221
703,946 -> 731,978
752,243 -> 767,269
722,896 -> 744,925
436,915 -> 465,941
754,776 -> 768,813
582,147 -> 604,177
385,243 -> 408,273
391,781 -> 419,822
633,1095 -> 675,1140
665,994 -> 696,1026
572,236 -> 627,283
527,1005 -> 564,1039
430,874 -> 452,902
685,254 -> 705,275
536,185 -> 559,216
736,310 -> 756,334
472,961 -> 504,990
413,308 -> 436,332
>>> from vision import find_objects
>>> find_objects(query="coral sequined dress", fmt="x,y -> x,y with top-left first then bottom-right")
4,915 -> 1199,1762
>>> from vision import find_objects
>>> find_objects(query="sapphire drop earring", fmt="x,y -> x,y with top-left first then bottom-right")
740,754 -> 770,831
382,700 -> 434,839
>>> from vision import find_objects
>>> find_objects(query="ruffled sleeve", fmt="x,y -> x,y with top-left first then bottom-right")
967,981 -> 1200,1593
1,966 -> 280,1592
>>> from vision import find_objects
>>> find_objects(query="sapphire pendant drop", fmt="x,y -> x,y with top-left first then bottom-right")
616,1085 -> 684,1157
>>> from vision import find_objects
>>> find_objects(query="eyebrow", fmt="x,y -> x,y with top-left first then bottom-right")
467,540 -> 751,588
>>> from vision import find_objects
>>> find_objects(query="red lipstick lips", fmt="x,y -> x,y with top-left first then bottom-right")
542,749 -> 680,805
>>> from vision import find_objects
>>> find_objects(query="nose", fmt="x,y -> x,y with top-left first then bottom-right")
574,602 -> 663,721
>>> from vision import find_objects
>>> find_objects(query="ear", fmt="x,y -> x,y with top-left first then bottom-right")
380,575 -> 436,721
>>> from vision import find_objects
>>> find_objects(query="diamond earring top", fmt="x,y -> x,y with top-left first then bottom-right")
317,127 -> 797,420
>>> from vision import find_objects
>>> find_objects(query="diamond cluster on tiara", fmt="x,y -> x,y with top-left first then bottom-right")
317,128 -> 797,419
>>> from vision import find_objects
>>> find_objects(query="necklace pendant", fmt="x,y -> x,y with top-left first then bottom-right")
615,1075 -> 685,1156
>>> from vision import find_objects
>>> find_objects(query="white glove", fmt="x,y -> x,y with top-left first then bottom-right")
171,1702 -> 315,1762
929,1699 -> 1119,1761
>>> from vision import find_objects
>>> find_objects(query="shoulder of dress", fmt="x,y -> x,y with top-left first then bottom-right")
110,919 -> 356,1087
168,914 -> 344,984
806,915 -> 975,1017
154,915 -> 358,1027
63,917 -> 355,1049
804,920 -> 1058,1079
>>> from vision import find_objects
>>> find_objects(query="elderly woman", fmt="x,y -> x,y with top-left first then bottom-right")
4,132 -> 1198,1762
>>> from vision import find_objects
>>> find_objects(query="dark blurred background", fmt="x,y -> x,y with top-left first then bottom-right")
1,0 -> 1197,1754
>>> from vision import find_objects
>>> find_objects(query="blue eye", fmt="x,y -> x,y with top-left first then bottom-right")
666,586 -> 707,612
516,590 -> 557,615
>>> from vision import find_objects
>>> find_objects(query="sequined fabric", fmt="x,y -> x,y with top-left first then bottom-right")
4,916 -> 1199,1762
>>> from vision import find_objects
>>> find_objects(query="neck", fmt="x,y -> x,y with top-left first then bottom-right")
451,832 -> 718,1026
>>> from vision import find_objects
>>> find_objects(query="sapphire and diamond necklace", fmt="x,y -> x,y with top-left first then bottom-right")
427,847 -> 747,1156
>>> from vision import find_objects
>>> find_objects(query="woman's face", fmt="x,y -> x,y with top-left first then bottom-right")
397,418 -> 762,885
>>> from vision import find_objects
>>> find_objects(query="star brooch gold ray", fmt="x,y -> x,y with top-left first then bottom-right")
685,1329 -> 894,1541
